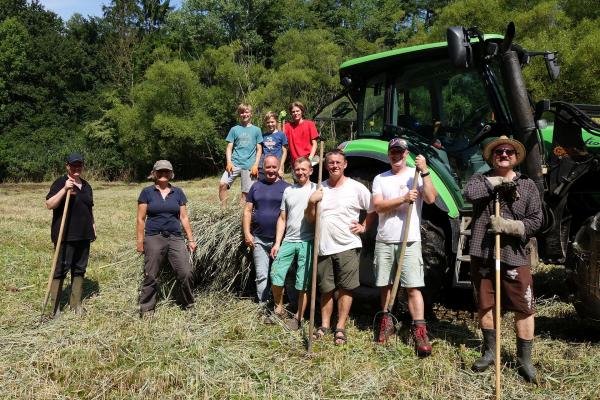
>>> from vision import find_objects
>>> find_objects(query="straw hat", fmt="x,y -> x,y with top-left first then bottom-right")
482,135 -> 526,165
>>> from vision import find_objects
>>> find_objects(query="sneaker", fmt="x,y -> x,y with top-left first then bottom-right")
412,323 -> 432,357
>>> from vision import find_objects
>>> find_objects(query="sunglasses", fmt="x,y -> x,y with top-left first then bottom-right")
494,148 -> 517,156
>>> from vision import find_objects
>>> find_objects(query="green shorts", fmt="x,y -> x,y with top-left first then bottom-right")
317,248 -> 361,293
270,240 -> 313,291
374,241 -> 424,288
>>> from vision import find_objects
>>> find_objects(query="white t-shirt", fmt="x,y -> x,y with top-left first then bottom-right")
372,168 -> 423,243
319,177 -> 372,256
281,182 -> 317,242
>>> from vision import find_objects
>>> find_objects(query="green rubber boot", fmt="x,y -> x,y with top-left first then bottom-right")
49,278 -> 63,317
69,276 -> 86,315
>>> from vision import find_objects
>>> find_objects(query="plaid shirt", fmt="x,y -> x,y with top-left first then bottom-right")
463,171 -> 543,266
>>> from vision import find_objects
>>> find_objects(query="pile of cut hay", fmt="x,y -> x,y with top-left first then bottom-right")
189,205 -> 254,293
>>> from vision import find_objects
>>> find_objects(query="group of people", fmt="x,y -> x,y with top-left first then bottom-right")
46,100 -> 541,381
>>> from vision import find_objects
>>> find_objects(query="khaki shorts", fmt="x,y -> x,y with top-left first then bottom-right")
317,248 -> 360,293
374,241 -> 424,288
220,165 -> 255,193
470,256 -> 535,315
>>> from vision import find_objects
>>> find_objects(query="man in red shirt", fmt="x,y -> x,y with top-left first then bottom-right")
284,102 -> 319,174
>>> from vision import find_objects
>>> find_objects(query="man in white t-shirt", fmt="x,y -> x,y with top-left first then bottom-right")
269,157 -> 317,330
372,137 -> 437,356
306,149 -> 373,345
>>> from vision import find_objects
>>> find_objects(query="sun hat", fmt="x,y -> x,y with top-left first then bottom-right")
482,135 -> 526,165
153,160 -> 173,171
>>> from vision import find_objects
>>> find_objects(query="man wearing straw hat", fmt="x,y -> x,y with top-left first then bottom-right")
372,138 -> 437,356
306,149 -> 372,345
463,135 -> 543,382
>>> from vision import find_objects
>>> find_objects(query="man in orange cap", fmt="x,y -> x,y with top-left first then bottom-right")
463,135 -> 543,383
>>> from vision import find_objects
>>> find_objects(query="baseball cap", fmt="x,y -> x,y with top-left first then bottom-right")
153,160 -> 173,171
66,153 -> 84,164
388,137 -> 408,151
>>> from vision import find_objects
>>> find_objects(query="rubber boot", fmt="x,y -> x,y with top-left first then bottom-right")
49,278 -> 63,317
473,328 -> 496,372
69,276 -> 86,315
516,337 -> 539,383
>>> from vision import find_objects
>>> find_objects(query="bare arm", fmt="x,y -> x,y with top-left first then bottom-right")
242,202 -> 254,249
179,205 -> 197,252
270,210 -> 287,258
309,139 -> 318,159
136,203 -> 147,253
254,144 -> 262,168
46,178 -> 74,209
225,142 -> 234,171
279,146 -> 287,176
415,154 -> 437,204
305,187 -> 323,224
373,193 -> 414,214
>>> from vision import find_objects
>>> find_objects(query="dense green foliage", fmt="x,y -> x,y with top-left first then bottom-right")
0,0 -> 598,180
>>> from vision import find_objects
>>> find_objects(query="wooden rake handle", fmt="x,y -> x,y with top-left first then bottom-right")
308,142 -> 324,353
41,189 -> 72,316
494,193 -> 502,399
386,168 -> 420,312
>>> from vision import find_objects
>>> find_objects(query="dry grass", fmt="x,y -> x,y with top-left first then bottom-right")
1,179 -> 599,399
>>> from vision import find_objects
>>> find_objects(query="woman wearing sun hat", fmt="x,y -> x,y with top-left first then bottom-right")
136,160 -> 196,317
463,135 -> 543,383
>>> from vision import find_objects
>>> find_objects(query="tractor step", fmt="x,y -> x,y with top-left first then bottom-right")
453,216 -> 473,289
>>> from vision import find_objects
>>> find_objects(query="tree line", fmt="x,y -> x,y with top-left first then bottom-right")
0,0 -> 598,181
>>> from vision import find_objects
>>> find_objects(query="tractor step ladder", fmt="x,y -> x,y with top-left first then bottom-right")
453,215 -> 473,288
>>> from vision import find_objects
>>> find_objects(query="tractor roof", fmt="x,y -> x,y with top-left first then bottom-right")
339,34 -> 504,79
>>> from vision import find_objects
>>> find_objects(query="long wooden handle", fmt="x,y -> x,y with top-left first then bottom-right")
308,142 -> 324,353
495,193 -> 502,399
41,190 -> 72,315
386,168 -> 421,312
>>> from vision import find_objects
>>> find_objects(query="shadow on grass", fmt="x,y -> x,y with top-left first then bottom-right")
58,276 -> 100,309
536,315 -> 600,343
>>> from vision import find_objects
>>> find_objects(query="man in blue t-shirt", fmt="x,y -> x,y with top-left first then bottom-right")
219,103 -> 263,207
243,154 -> 289,307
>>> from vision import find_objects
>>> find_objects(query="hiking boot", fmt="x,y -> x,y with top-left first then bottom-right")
516,337 -> 539,384
69,276 -> 86,315
49,278 -> 63,317
473,328 -> 496,372
377,313 -> 395,343
412,320 -> 432,357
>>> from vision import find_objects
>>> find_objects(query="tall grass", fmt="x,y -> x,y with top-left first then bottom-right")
1,180 -> 599,399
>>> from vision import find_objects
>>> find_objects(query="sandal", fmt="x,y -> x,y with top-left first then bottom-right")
312,326 -> 330,340
334,328 -> 347,346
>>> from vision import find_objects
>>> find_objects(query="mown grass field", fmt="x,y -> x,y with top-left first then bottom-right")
1,179 -> 599,399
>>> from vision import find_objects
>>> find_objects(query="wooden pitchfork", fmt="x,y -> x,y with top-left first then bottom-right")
40,190 -> 72,319
374,168 -> 420,343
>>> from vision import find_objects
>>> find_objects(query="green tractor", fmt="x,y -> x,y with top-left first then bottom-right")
315,23 -> 600,318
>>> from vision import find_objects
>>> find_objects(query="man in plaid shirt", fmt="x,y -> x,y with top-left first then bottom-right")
463,135 -> 543,383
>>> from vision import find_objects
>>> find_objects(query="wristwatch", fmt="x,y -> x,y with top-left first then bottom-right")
420,171 -> 430,177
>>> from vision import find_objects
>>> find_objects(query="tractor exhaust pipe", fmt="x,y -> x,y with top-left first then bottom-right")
499,28 -> 544,196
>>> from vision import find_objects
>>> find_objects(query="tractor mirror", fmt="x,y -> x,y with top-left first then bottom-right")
447,27 -> 473,69
545,52 -> 560,81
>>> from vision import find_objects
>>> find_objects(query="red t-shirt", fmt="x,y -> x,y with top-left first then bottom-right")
284,120 -> 319,163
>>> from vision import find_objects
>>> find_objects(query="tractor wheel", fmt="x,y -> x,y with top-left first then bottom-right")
567,212 -> 600,319
420,220 -> 447,316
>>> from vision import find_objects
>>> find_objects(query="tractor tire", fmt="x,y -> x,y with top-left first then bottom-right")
420,220 -> 447,316
567,212 -> 600,320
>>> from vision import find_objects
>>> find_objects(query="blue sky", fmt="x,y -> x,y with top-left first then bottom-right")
39,0 -> 183,20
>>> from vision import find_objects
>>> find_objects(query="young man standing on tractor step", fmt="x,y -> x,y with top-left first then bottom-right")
464,135 -> 543,383
306,149 -> 372,345
269,157 -> 317,330
372,138 -> 438,356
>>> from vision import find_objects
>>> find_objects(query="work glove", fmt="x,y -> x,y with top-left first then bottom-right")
251,165 -> 259,177
485,177 -> 519,201
226,162 -> 234,174
489,215 -> 525,238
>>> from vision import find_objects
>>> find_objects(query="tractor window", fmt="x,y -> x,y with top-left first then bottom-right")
395,86 -> 433,134
441,72 -> 492,135
361,74 -> 386,136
